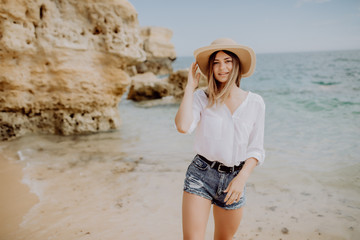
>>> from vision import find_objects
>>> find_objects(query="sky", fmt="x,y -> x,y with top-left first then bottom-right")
129,0 -> 360,56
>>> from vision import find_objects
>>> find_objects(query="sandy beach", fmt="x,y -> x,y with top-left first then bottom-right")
1,0 -> 359,238
0,132 -> 358,240
0,155 -> 38,240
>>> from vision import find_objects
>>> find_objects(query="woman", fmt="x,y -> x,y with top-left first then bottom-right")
175,38 -> 265,240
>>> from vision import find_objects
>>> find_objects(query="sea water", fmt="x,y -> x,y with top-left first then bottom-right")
1,49 -> 359,238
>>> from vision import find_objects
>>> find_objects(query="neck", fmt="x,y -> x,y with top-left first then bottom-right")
228,83 -> 241,98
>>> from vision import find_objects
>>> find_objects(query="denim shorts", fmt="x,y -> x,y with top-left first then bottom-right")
183,155 -> 246,210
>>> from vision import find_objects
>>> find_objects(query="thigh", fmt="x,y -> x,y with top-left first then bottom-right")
182,191 -> 212,240
213,205 -> 244,240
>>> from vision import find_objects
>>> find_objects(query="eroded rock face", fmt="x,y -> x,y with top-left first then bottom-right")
127,69 -> 208,102
127,72 -> 171,101
135,26 -> 176,75
0,0 -> 146,140
167,69 -> 189,100
167,69 -> 207,100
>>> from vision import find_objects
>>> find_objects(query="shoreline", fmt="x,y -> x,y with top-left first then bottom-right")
0,149 -> 358,239
0,154 -> 39,239
0,122 -> 358,239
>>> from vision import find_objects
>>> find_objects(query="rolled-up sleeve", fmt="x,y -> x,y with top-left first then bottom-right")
246,99 -> 266,165
186,90 -> 204,134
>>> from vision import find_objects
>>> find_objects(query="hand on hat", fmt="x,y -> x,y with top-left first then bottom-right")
186,62 -> 201,91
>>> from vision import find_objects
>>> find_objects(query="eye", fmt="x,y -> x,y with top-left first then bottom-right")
226,60 -> 232,63
213,62 -> 219,65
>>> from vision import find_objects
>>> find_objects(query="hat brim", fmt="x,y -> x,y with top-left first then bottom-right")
194,44 -> 256,78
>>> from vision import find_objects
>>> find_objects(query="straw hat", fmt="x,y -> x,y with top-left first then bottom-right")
194,38 -> 256,78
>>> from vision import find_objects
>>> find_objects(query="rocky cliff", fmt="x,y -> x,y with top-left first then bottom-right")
0,0 -> 147,140
135,26 -> 176,75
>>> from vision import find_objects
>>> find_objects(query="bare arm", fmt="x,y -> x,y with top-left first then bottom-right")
224,101 -> 266,204
175,62 -> 200,133
236,157 -> 258,180
224,157 -> 258,205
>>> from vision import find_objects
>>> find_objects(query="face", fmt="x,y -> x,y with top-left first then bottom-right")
212,51 -> 233,83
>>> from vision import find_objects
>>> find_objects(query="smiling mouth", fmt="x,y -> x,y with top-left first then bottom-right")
219,73 -> 229,76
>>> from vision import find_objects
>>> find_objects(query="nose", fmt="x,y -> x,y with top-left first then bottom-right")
220,62 -> 226,70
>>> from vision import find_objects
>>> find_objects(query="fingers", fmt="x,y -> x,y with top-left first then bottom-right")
224,185 -> 233,204
190,62 -> 197,69
224,191 -> 242,205
195,71 -> 200,80
191,62 -> 196,73
187,62 -> 200,89
192,63 -> 199,77
235,193 -> 242,203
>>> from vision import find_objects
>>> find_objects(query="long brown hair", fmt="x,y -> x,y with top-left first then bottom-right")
206,50 -> 242,107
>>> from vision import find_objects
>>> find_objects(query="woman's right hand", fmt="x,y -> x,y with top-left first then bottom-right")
175,62 -> 200,133
186,62 -> 201,91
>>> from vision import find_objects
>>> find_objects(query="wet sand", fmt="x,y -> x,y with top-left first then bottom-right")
0,147 -> 358,240
0,154 -> 38,240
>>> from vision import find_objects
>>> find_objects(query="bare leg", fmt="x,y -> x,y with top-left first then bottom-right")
182,191 -> 212,240
213,205 -> 243,240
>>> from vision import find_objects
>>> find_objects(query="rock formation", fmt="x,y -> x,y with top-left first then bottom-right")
127,69 -> 208,102
166,69 -> 208,100
167,69 -> 190,100
127,72 -> 171,101
135,26 -> 176,75
0,0 -> 146,140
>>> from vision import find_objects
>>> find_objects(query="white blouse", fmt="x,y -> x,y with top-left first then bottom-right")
186,89 -> 265,167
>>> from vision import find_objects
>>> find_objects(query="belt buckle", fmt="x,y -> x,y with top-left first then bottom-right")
217,163 -> 227,173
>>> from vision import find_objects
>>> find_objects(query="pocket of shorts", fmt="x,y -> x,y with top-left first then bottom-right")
192,157 -> 209,171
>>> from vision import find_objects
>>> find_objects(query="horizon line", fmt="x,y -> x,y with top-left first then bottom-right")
175,47 -> 360,58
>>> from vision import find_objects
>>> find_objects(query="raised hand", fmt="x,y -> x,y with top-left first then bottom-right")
186,62 -> 201,91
